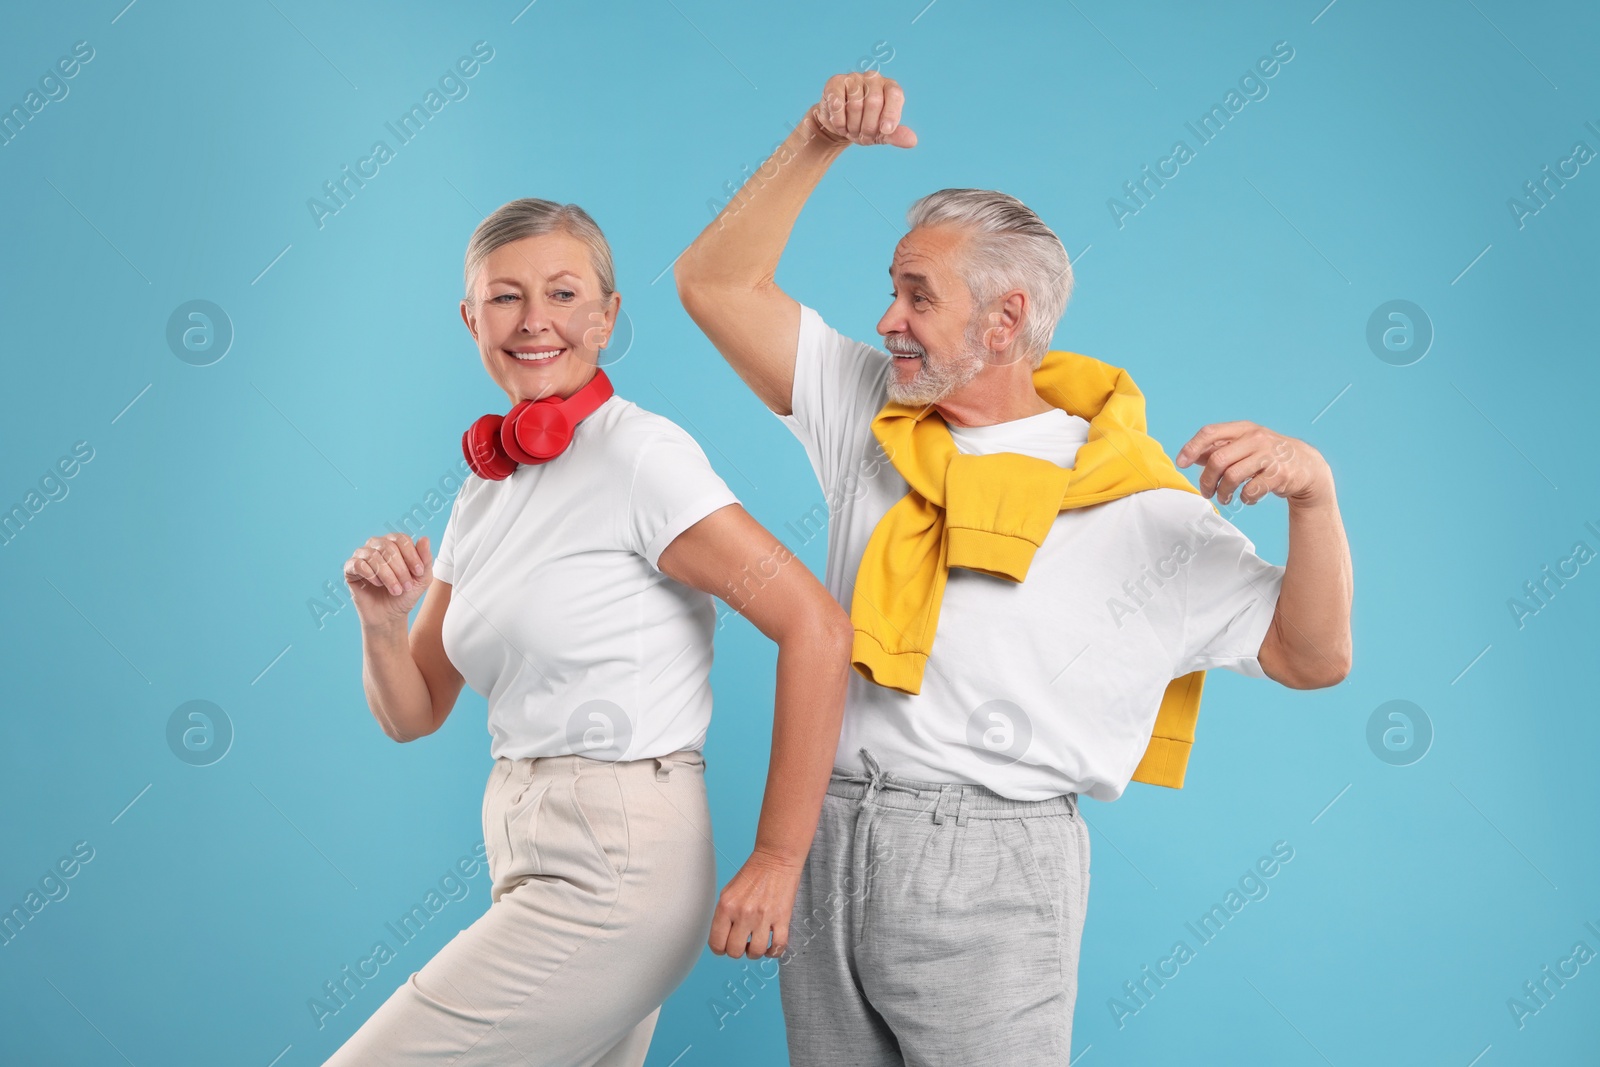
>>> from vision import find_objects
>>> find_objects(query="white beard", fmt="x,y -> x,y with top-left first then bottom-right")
885,321 -> 987,406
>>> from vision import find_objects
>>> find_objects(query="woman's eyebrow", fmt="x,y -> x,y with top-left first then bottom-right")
485,270 -> 583,286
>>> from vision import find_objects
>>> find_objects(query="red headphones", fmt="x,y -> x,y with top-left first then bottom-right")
462,369 -> 615,480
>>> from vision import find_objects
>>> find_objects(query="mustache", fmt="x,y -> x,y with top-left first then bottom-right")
884,334 -> 925,356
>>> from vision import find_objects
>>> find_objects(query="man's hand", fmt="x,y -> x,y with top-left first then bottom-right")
1175,421 -> 1333,508
1180,422 -> 1352,688
809,71 -> 918,149
707,849 -> 806,960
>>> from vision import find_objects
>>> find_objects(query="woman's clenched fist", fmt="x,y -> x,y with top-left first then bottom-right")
344,533 -> 433,628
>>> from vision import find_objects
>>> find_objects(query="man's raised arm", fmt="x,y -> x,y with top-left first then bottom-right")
673,72 -> 917,417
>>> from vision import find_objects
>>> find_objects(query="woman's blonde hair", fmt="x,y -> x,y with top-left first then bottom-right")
462,198 -> 615,309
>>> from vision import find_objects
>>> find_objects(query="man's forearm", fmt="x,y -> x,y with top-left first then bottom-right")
677,114 -> 849,290
1271,492 -> 1354,687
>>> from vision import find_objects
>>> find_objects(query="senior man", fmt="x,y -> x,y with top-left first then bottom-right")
675,71 -> 1353,1065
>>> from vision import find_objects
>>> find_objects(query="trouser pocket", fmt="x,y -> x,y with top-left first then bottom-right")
481,759 -> 515,886
1016,814 -> 1080,928
571,765 -> 630,882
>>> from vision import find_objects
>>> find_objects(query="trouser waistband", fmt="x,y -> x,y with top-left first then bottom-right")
825,748 -> 1076,824
494,748 -> 703,782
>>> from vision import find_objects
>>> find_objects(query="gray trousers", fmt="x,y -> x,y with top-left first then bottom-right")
780,749 -> 1090,1066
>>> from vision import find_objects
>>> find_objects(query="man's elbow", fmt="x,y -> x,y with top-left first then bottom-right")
1282,649 -> 1352,690
1323,649 -> 1354,687
674,258 -> 773,310
673,267 -> 717,325
672,259 -> 698,299
1298,663 -> 1349,690
1260,627 -> 1351,689
673,250 -> 718,303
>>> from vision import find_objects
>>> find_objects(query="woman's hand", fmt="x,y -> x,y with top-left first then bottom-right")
707,849 -> 806,960
344,533 -> 433,629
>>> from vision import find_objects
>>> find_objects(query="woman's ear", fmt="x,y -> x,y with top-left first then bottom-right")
601,291 -> 622,347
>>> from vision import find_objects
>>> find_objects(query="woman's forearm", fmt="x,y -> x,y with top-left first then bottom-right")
360,620 -> 437,742
751,613 -> 853,866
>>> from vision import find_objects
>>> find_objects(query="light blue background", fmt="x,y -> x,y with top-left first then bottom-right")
2,0 -> 1596,1063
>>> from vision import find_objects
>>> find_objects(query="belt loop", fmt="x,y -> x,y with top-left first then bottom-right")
654,756 -> 671,782
931,785 -> 953,825
955,786 -> 972,826
1067,791 -> 1078,818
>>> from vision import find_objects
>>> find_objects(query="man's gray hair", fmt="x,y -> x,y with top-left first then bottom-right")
462,198 -> 615,310
904,189 -> 1072,366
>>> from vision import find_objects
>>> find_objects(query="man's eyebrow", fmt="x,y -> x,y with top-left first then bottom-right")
888,268 -> 932,286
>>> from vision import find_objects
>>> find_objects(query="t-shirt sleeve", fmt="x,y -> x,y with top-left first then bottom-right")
1171,506 -> 1287,679
430,485 -> 464,584
623,427 -> 742,572
774,302 -> 892,498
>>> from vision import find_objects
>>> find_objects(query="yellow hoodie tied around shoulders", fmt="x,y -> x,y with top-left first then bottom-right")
850,348 -> 1224,789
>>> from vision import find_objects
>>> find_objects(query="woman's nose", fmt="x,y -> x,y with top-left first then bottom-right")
519,302 -> 552,334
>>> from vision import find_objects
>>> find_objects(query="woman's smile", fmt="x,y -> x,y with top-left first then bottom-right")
505,346 -> 567,364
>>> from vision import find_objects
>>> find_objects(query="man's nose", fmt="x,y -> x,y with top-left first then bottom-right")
877,303 -> 907,338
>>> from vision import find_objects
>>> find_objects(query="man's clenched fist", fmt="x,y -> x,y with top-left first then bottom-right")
810,71 -> 917,148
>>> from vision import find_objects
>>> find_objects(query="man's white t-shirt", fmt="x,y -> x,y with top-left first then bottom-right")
776,303 -> 1287,802
433,393 -> 741,762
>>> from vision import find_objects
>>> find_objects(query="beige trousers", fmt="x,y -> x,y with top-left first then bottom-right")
323,750 -> 717,1066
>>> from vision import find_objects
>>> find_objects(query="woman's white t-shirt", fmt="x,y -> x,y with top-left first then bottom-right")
432,393 -> 741,762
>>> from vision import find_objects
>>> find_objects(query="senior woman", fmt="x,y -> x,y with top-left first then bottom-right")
324,198 -> 852,1066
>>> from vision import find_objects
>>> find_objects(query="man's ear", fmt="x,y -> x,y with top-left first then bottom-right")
1001,292 -> 1027,351
982,291 -> 1028,363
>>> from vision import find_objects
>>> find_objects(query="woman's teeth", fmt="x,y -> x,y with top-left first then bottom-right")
510,349 -> 564,362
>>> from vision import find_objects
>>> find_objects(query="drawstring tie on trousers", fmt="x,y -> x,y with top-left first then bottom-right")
854,747 -> 923,805
853,747 -> 972,825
